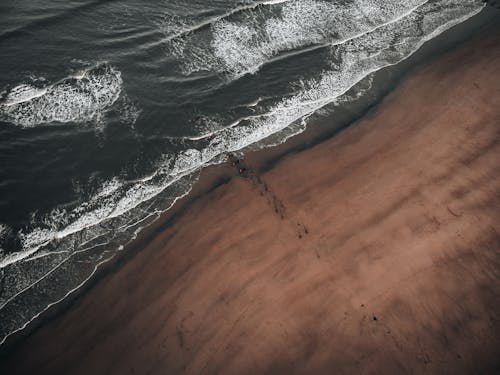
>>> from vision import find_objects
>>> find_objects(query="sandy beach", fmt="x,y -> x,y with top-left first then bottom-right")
1,23 -> 499,375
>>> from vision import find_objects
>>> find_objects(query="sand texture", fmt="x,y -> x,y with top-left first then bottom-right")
1,27 -> 500,375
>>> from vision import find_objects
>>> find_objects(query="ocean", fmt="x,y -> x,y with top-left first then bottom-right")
0,0 -> 494,345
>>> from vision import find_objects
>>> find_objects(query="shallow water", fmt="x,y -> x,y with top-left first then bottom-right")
0,0 -> 491,345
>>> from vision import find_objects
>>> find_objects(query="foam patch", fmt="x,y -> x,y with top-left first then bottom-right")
0,64 -> 128,128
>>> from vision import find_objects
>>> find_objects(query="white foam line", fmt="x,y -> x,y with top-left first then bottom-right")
226,0 -> 431,78
1,205 -> 115,269
184,113 -> 265,141
22,249 -> 70,262
21,225 -> 109,263
1,89 -> 48,107
1,208 -> 170,319
241,96 -> 264,107
0,219 -> 110,269
0,154 -> 200,269
146,0 -> 293,50
0,184 -> 194,347
1,205 -> 167,313
0,241 -> 52,269
0,252 -> 113,347
165,96 -> 272,142
261,0 -> 290,4
126,174 -> 158,184
0,240 -> 109,311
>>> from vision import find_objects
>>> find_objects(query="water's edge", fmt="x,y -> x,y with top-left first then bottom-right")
0,7 -> 497,357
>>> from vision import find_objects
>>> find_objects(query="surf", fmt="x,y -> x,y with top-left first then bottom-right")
0,0 -> 487,349
0,63 -> 138,128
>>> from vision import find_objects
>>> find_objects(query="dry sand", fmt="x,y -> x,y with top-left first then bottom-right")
1,26 -> 500,375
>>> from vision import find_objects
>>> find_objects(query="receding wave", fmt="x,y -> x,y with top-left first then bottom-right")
0,0 -> 485,346
0,63 -> 138,128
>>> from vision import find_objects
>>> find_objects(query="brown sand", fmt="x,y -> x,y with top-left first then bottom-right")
2,28 -> 500,375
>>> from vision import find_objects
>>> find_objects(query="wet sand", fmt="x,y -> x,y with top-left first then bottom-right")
1,25 -> 500,375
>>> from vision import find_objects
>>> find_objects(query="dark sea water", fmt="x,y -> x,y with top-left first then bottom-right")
0,0 -> 493,345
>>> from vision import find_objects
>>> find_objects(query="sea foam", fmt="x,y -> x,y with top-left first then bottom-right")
0,0 -> 485,346
0,64 -> 135,128
168,0 -> 428,77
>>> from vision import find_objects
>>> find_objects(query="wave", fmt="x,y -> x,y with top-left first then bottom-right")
157,0 -> 293,43
167,0 -> 431,77
0,0 -> 485,346
0,63 -> 139,128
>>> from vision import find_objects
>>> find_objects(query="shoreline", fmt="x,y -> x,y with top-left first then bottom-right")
1,9 -> 499,372
0,7 -> 498,356
1,18 -> 497,373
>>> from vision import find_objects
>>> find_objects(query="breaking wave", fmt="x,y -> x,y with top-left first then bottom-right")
166,0 -> 431,77
0,63 -> 138,128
